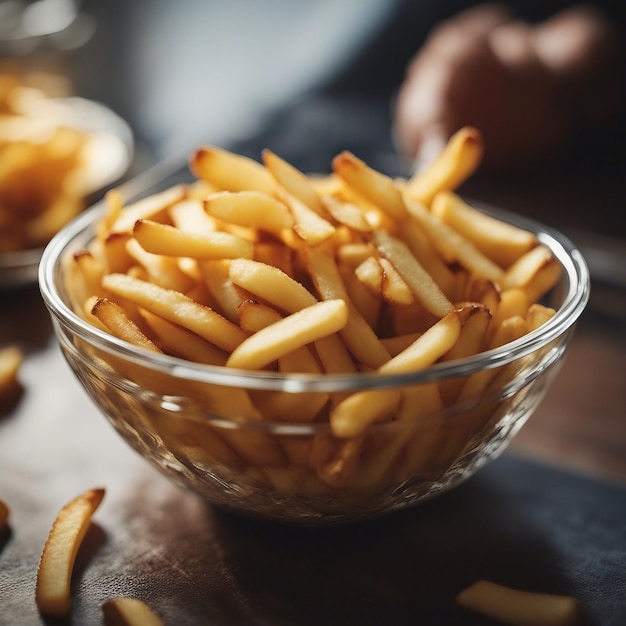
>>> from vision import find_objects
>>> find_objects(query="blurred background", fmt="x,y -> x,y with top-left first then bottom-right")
1,0 -> 625,284
2,0 -> 625,177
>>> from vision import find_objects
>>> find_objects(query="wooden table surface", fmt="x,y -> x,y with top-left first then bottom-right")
0,159 -> 624,625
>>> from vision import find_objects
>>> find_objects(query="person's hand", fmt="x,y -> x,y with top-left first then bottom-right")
393,3 -> 621,172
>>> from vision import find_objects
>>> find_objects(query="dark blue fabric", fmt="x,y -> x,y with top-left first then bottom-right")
214,453 -> 626,625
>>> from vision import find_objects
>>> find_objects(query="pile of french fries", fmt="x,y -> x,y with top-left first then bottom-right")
63,126 -> 562,501
0,74 -> 93,252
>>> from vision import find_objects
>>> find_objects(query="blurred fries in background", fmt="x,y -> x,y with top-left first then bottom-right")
0,74 -> 125,253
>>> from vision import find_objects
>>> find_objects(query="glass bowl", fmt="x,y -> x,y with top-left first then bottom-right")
38,169 -> 589,525
0,96 -> 133,291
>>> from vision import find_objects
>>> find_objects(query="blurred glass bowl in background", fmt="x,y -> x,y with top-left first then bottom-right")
0,95 -> 133,290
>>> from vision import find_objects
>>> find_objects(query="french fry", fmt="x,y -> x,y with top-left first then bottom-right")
101,273 -> 248,352
169,198 -> 217,234
456,580 -> 582,626
36,487 -> 105,617
0,345 -> 23,401
304,245 -> 391,368
237,299 -> 283,332
404,126 -> 484,206
0,499 -> 9,532
332,151 -> 408,221
403,195 -> 505,282
262,148 -> 325,215
281,191 -> 336,245
252,346 -> 329,422
133,218 -> 254,260
354,256 -> 384,296
226,299 -> 348,370
198,259 -> 250,323
373,230 -> 453,318
140,309 -> 228,365
502,244 -> 554,291
402,219 -> 457,299
338,261 -> 382,330
109,185 -> 186,234
321,194 -> 373,232
229,258 -> 317,313
125,238 -> 196,293
205,190 -> 294,236
526,303 -> 556,331
190,146 -> 275,194
102,597 -> 165,626
431,191 -> 537,267
91,298 -> 161,353
102,232 -> 134,274
379,257 -> 415,306
331,311 -> 461,438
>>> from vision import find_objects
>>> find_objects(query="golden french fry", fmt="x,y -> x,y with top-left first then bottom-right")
237,299 -> 283,332
36,488 -> 105,616
403,195 -> 505,283
0,499 -> 9,532
133,218 -> 254,260
526,303 -> 556,331
321,194 -> 373,232
281,191 -> 336,245
502,245 -> 555,291
379,257 -> 415,306
91,298 -> 161,353
226,299 -> 348,370
312,333 -> 358,375
336,242 -> 376,268
465,277 -> 501,314
254,242 -> 294,276
332,151 -> 408,221
98,188 -> 123,237
229,258 -> 317,312
252,347 -> 329,422
190,146 -> 275,194
457,314 -> 529,403
373,230 -> 454,318
102,597 -> 164,626
262,148 -> 325,215
402,219 -> 457,299
331,311 -> 461,438
490,288 -> 529,332
205,190 -> 294,235
0,345 -> 23,401
456,580 -> 582,626
109,185 -> 186,234
169,198 -> 217,234
101,273 -> 248,353
304,245 -> 391,368
404,126 -> 484,206
354,256 -> 384,296
431,191 -> 537,267
102,232 -> 133,274
379,310 -> 461,375
439,303 -> 491,403
125,238 -> 195,293
198,259 -> 250,323
338,261 -> 382,330
139,309 -> 228,365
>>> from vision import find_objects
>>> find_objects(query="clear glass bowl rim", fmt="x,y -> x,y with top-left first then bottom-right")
38,188 -> 590,394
